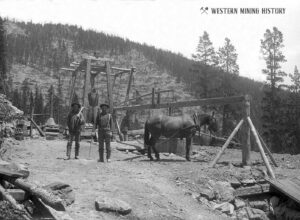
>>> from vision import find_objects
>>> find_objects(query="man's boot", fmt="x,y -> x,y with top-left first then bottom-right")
75,144 -> 80,159
106,142 -> 111,162
98,149 -> 104,162
66,144 -> 71,160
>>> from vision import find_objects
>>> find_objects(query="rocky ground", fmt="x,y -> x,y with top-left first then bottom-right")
1,137 -> 300,220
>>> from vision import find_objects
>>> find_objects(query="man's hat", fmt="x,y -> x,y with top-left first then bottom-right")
71,102 -> 81,108
100,103 -> 109,108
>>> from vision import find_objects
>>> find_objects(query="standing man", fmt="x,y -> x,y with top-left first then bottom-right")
95,103 -> 113,162
66,103 -> 85,160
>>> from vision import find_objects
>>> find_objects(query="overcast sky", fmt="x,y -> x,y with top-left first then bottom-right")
0,0 -> 299,82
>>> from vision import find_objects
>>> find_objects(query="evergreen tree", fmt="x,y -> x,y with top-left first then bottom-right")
289,66 -> 300,93
0,16 -> 7,94
260,27 -> 287,151
191,31 -> 218,99
192,31 -> 217,65
218,38 -> 239,75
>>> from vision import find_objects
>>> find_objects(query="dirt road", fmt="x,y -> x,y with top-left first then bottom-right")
5,138 -> 225,220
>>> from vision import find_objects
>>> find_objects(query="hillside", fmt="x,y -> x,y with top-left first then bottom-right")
3,19 -> 265,131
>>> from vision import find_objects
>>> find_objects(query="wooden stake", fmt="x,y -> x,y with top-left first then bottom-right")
247,117 -> 276,179
210,119 -> 244,167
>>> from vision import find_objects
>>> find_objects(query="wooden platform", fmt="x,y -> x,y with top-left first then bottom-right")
268,177 -> 300,204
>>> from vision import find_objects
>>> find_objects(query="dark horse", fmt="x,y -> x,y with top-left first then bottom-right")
193,112 -> 218,136
144,114 -> 200,161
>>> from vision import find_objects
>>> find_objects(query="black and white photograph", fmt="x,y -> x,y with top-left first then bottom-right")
0,0 -> 299,219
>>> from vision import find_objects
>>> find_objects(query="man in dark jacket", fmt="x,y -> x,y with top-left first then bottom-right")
95,103 -> 113,162
66,103 -> 85,160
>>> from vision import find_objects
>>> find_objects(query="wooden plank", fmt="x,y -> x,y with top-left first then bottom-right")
234,184 -> 270,197
111,67 -> 132,72
114,95 -> 246,111
268,178 -> 300,204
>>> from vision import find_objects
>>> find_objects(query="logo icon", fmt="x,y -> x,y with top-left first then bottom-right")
200,7 -> 209,14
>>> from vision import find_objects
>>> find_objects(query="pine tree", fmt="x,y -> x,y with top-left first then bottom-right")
191,31 -> 218,99
260,27 -> 287,151
192,31 -> 217,65
289,66 -> 300,93
0,16 -> 7,94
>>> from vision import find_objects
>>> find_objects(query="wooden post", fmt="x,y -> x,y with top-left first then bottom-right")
247,117 -> 276,179
168,107 -> 172,116
242,95 -> 251,166
125,68 -> 134,104
210,119 -> 244,167
30,102 -> 34,137
50,86 -> 54,118
157,91 -> 161,104
82,58 -> 91,121
105,61 -> 115,132
151,88 -> 155,106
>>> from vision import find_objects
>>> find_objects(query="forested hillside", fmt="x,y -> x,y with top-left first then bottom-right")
1,19 -> 299,154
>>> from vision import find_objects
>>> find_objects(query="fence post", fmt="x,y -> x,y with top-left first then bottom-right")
242,95 -> 251,166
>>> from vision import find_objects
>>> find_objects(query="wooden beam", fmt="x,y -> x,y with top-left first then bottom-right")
114,95 -> 246,111
111,67 -> 132,72
234,184 -> 270,197
29,118 -> 45,137
61,67 -> 76,71
151,88 -> 155,106
3,177 -> 65,211
247,117 -> 276,179
0,184 -> 31,220
210,119 -> 244,167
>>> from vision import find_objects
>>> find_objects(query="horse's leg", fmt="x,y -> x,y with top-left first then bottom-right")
186,137 -> 192,161
148,137 -> 156,161
152,140 -> 160,161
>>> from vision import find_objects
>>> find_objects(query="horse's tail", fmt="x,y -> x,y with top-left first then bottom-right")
144,120 -> 150,146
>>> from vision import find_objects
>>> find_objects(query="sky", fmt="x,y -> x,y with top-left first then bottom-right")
0,0 -> 299,82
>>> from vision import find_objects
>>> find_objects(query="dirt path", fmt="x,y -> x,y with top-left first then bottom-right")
7,138 -> 225,220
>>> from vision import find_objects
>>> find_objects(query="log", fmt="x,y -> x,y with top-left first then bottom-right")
4,177 -> 65,211
234,184 -> 270,197
0,184 -> 31,220
114,95 -> 246,111
242,96 -> 251,165
127,129 -> 144,136
247,117 -> 276,179
257,132 -> 278,167
29,118 -> 45,137
210,119 -> 244,167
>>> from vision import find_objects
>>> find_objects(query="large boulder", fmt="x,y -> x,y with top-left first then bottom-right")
43,182 -> 75,206
95,197 -> 132,215
211,181 -> 235,202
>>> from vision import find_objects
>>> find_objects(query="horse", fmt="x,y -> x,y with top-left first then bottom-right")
143,114 -> 200,161
193,112 -> 218,135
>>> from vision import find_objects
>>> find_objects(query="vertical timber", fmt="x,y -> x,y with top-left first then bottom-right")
242,95 -> 251,166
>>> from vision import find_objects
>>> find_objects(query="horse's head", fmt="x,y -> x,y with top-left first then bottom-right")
208,111 -> 218,133
193,112 -> 218,133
